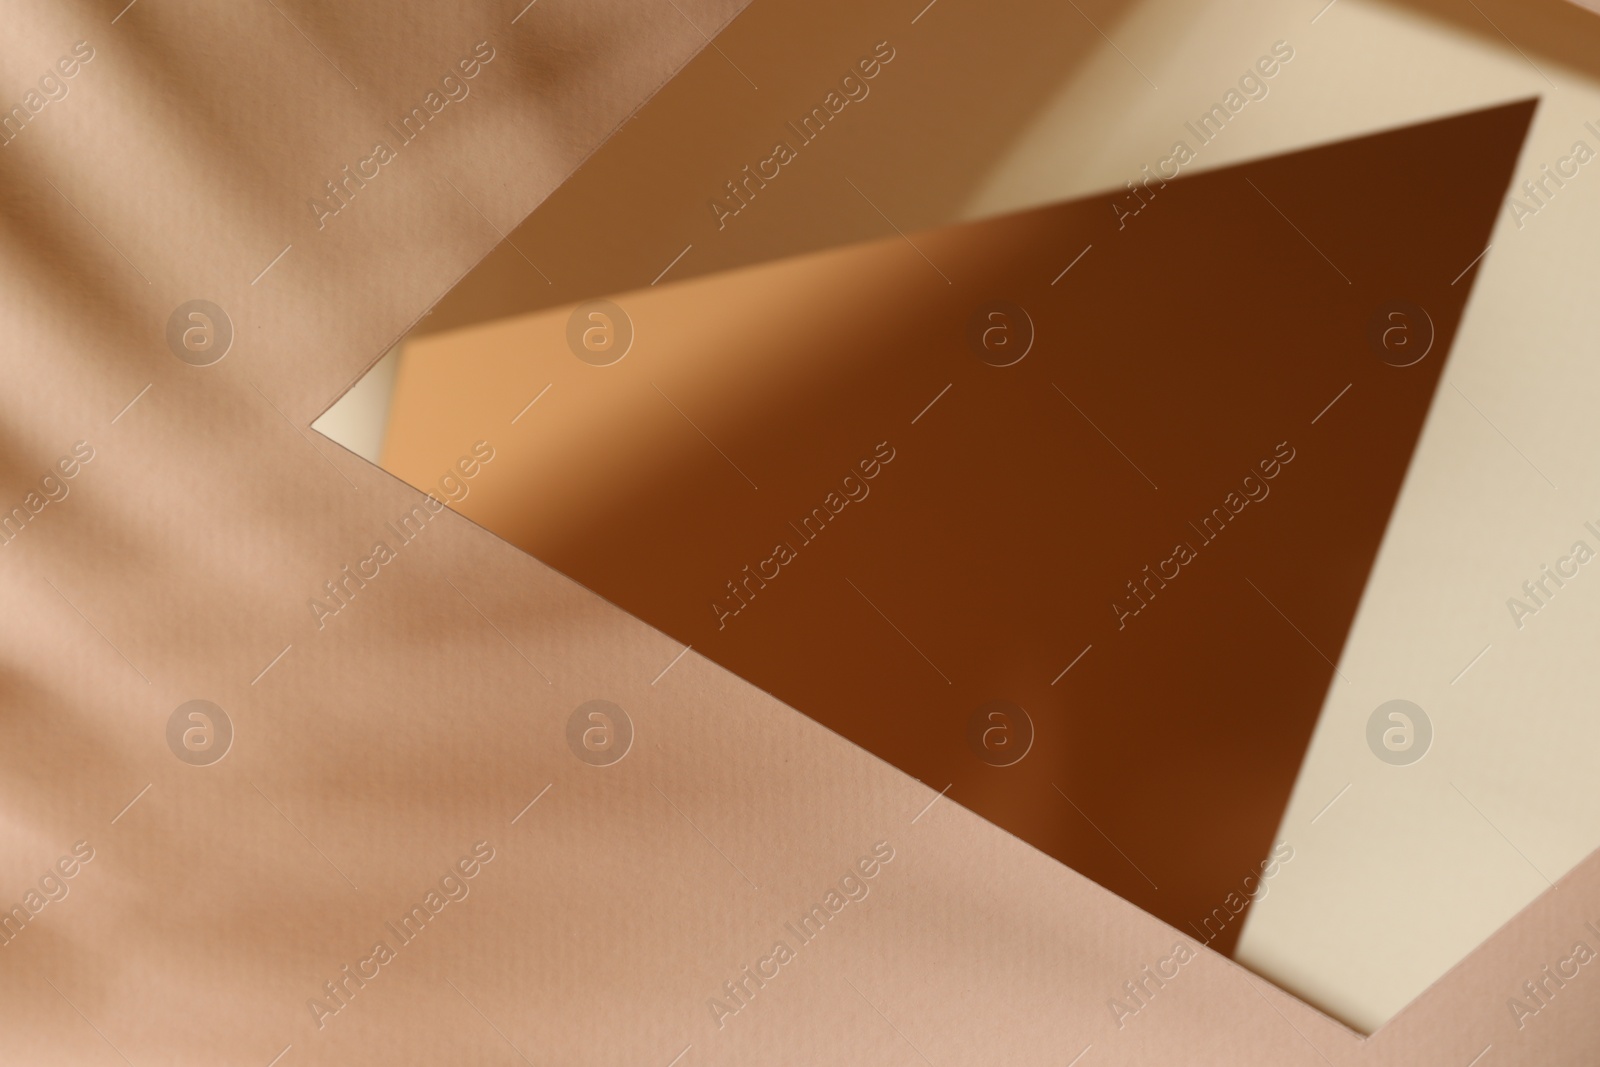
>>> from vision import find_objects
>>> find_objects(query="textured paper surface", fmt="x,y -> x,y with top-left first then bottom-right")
3,0 -> 1600,1065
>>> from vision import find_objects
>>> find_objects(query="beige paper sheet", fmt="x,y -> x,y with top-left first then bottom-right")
2,0 -> 1599,1064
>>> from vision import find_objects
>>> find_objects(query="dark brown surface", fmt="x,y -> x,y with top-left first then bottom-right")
385,101 -> 1534,953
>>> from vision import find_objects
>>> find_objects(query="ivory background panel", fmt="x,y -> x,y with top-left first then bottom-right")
980,0 -> 1600,1030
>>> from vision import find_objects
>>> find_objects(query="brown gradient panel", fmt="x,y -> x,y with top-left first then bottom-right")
380,101 -> 1534,951
407,0 -> 1144,338
404,0 -> 1600,351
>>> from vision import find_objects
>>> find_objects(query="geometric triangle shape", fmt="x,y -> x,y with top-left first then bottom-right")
322,98 -> 1534,1014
